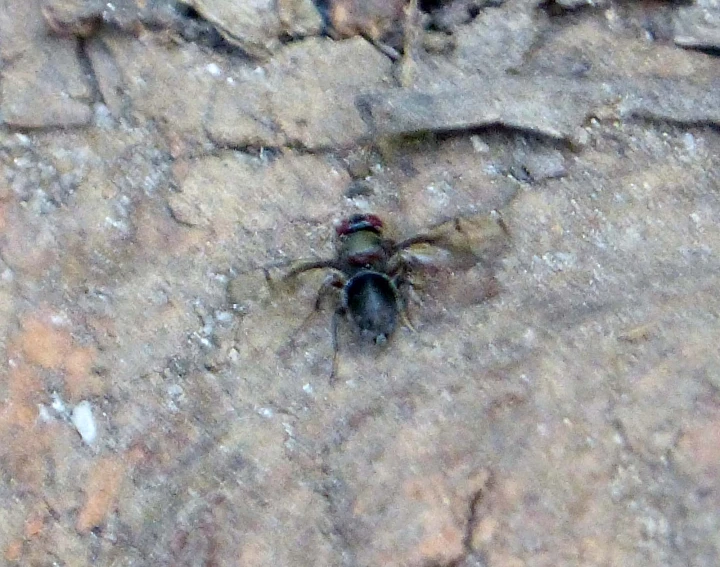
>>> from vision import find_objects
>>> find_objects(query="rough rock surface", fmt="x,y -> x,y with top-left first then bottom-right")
674,0 -> 720,50
267,36 -> 394,149
1,1 -> 720,566
0,0 -> 92,127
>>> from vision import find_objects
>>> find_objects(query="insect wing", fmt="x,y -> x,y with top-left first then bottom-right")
400,213 -> 509,271
399,213 -> 510,316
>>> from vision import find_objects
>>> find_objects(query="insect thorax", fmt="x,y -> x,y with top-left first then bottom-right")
341,229 -> 388,269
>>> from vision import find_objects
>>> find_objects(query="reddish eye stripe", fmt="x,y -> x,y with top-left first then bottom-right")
335,214 -> 384,236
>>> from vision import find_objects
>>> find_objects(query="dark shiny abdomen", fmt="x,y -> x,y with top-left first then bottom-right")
343,271 -> 398,341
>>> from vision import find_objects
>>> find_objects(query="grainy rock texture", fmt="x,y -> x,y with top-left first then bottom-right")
1,1 -> 720,566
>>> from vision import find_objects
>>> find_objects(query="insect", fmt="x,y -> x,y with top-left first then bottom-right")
279,212 -> 509,382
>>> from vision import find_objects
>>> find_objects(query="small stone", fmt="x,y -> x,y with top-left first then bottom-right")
470,135 -> 490,154
71,401 -> 97,445
328,0 -> 405,41
51,392 -> 68,416
555,0 -> 597,8
278,0 -> 323,38
205,62 -> 222,76
519,148 -> 567,182
674,2 -> 720,51
177,0 -> 281,58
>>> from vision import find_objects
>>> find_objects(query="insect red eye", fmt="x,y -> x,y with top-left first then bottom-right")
362,214 -> 384,230
335,219 -> 353,236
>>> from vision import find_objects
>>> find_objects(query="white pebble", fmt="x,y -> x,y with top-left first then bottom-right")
215,311 -> 233,323
71,401 -> 97,445
470,135 -> 490,153
205,63 -> 222,76
51,392 -> 67,415
682,132 -> 696,155
258,407 -> 274,418
37,404 -> 52,423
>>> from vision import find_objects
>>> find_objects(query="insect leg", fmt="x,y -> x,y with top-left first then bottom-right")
389,266 -> 420,333
391,233 -> 441,253
284,258 -> 338,280
315,271 -> 347,311
329,306 -> 345,384
284,271 -> 346,354
399,304 -> 417,333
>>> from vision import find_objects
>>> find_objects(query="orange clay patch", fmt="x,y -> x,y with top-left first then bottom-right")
76,457 -> 126,534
